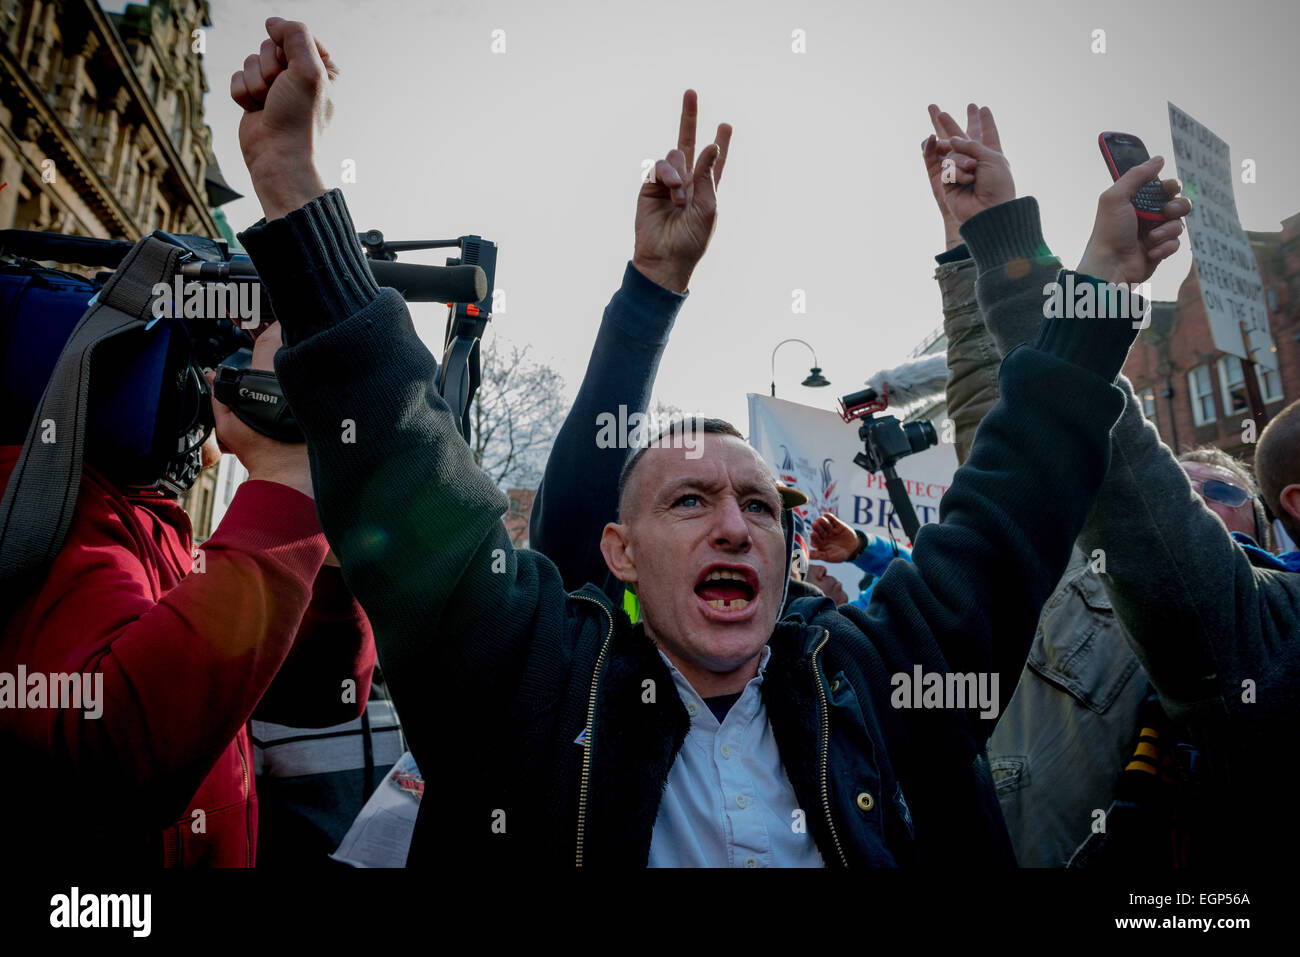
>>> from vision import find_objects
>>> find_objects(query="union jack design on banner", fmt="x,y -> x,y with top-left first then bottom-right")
778,445 -> 840,532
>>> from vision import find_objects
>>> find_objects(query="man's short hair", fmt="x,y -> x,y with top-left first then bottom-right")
615,416 -> 746,519
1177,444 -> 1271,549
1255,399 -> 1300,543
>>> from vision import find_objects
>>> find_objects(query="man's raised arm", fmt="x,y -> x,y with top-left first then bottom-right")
953,137 -> 1299,727
847,119 -> 1183,729
922,104 -> 1000,466
229,19 -> 576,768
530,91 -> 729,594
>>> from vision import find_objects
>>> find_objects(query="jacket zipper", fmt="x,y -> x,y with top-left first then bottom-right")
238,734 -> 251,867
811,629 -> 848,867
571,594 -> 615,868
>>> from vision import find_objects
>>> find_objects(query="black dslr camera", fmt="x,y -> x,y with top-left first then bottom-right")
839,386 -> 938,542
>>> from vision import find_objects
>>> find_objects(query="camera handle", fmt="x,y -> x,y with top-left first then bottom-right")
882,465 -> 922,543
437,321 -> 486,442
358,231 -> 496,445
433,237 -> 496,443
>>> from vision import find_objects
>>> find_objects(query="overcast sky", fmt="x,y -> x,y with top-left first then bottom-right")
130,0 -> 1300,428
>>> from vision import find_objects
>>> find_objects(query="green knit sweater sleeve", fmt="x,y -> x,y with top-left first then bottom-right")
960,196 -> 1300,735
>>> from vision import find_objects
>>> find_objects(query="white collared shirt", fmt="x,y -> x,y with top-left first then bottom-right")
647,645 -> 825,868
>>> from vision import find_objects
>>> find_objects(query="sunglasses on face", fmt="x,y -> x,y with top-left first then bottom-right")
1191,478 -> 1251,509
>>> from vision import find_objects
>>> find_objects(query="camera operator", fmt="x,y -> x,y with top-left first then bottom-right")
0,320 -> 374,867
232,17 -> 1184,868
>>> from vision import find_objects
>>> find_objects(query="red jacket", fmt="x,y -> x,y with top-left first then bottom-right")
0,446 -> 374,866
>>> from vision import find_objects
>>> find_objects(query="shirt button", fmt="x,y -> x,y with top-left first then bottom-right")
686,702 -> 698,717
856,791 -> 875,811
736,794 -> 747,809
720,745 -> 731,759
743,857 -> 758,868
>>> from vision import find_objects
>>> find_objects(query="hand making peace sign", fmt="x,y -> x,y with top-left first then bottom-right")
632,90 -> 733,294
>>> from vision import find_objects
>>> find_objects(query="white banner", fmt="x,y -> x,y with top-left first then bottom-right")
1167,102 -> 1277,370
747,394 -> 958,598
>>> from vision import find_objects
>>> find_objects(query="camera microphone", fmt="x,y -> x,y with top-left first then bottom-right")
368,260 -> 487,304
181,258 -> 487,304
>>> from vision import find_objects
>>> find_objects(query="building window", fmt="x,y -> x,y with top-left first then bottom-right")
1219,354 -> 1286,413
223,460 -> 246,505
1259,361 -> 1284,404
196,485 -> 212,540
1217,356 -> 1249,417
170,91 -> 186,146
1138,387 -> 1157,424
80,97 -> 96,137
1189,364 -> 1216,426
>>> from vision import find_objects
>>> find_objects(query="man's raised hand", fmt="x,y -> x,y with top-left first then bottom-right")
231,17 -> 336,221
632,90 -> 732,293
930,104 -> 1015,227
1078,157 -> 1190,286
921,103 -> 988,250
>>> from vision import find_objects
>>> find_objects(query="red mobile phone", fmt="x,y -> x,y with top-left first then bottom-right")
1098,132 -> 1167,222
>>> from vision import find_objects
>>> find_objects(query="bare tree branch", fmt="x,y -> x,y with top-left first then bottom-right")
469,333 -> 568,490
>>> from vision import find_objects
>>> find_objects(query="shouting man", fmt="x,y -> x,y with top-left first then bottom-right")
230,18 -> 1182,866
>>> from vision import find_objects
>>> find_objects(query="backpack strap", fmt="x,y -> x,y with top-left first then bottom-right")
0,236 -> 184,599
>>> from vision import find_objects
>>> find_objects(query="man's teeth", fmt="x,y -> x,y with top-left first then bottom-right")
701,570 -> 752,611
707,598 -> 749,611
705,569 -> 747,582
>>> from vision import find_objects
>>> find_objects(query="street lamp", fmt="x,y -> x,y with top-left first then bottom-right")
770,338 -> 830,397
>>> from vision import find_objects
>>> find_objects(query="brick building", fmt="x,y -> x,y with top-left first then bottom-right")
1123,212 -> 1300,462
503,488 -> 535,548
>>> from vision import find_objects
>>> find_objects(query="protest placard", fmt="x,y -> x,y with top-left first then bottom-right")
1168,102 -> 1277,370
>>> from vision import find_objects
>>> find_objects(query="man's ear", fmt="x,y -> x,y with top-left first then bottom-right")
600,522 -> 638,586
1280,484 -> 1300,526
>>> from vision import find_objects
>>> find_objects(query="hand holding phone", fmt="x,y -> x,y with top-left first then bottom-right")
1080,145 -> 1191,286
1099,132 -> 1168,222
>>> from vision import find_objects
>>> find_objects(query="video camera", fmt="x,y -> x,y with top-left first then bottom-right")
0,227 -> 493,495
839,385 -> 938,542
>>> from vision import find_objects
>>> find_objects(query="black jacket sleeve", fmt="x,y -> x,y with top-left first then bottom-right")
528,263 -> 685,595
239,191 -> 580,770
855,199 -> 1141,737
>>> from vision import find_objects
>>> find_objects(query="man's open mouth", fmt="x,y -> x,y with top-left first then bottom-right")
693,564 -> 758,614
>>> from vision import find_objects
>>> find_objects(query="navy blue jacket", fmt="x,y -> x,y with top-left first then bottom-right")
244,191 -> 1137,867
